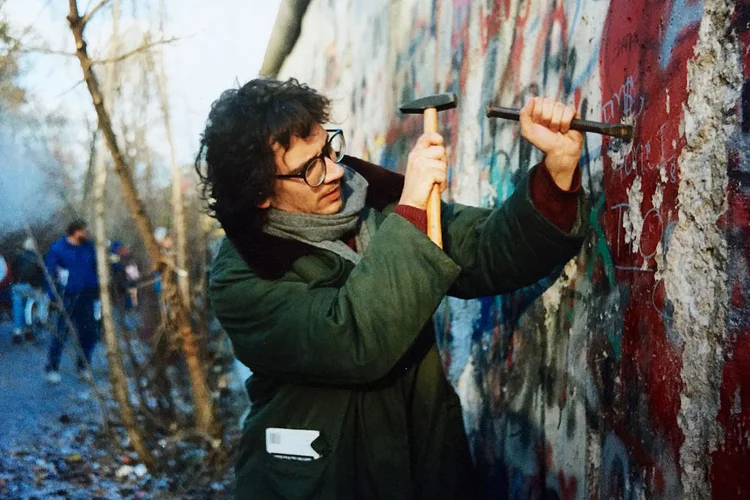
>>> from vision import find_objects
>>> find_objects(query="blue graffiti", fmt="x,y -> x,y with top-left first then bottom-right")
570,41 -> 602,91
660,0 -> 704,70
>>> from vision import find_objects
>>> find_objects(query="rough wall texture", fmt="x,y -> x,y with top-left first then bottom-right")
276,1 -> 750,497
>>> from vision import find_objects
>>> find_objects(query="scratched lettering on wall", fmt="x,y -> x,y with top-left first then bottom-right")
277,0 -> 750,497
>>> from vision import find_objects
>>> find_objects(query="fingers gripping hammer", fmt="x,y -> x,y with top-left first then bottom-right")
399,93 -> 458,248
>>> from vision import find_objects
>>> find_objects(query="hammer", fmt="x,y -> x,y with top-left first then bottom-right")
400,92 -> 458,248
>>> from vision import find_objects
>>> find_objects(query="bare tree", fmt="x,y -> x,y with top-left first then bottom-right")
92,0 -> 155,468
151,20 -> 190,304
66,0 -> 216,436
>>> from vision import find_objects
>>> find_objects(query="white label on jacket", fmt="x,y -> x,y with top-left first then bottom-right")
265,428 -> 320,460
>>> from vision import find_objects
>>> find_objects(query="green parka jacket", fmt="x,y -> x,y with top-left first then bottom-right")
209,157 -> 589,499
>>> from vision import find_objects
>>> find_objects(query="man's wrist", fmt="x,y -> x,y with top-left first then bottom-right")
544,155 -> 579,191
397,197 -> 426,211
550,172 -> 575,191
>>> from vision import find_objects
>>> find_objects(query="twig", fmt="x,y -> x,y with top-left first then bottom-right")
53,79 -> 86,99
17,47 -> 77,58
93,36 -> 181,65
81,0 -> 113,27
20,36 -> 183,65
164,429 -> 220,447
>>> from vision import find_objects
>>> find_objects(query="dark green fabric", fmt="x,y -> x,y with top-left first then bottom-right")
209,166 -> 589,499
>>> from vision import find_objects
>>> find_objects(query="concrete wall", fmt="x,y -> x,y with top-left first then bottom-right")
276,1 -> 750,498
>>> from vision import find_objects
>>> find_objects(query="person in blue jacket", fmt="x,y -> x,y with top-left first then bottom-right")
43,219 -> 100,384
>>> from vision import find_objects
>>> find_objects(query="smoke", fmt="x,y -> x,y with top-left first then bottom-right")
0,111 -> 66,236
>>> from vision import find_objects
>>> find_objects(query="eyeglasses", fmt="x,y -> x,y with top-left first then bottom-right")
275,129 -> 346,187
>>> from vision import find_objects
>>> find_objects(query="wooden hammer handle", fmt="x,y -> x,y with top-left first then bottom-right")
423,108 -> 443,248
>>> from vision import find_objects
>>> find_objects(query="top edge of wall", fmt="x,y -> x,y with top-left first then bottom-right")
259,0 -> 313,78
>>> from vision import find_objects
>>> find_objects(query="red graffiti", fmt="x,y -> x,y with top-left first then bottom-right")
709,6 -> 750,490
600,0 -> 700,488
711,333 -> 750,498
557,471 -> 578,500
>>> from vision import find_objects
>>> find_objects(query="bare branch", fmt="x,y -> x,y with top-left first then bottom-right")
21,36 -> 184,65
93,36 -> 181,64
81,0 -> 113,27
18,46 -> 77,57
68,0 -> 81,26
53,79 -> 85,98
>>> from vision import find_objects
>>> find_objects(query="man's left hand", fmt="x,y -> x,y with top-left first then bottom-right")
519,97 -> 583,191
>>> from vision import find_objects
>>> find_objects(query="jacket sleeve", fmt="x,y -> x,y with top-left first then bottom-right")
443,164 -> 589,299
43,245 -> 62,299
88,243 -> 100,290
209,215 -> 461,386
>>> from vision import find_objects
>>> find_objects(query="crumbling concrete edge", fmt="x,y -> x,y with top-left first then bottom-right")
665,1 -> 742,498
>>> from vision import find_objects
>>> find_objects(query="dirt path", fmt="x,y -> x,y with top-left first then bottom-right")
0,321 -> 107,451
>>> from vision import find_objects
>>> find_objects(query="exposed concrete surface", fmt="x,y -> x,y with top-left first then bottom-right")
668,1 -> 741,497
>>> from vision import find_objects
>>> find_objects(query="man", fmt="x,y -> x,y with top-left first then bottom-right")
197,78 -> 588,499
11,238 -> 45,343
44,219 -> 99,384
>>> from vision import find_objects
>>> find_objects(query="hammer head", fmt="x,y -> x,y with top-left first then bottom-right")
399,92 -> 458,114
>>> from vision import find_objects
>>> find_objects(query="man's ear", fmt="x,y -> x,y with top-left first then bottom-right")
257,198 -> 271,209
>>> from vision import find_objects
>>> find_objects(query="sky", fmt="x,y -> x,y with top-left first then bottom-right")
3,0 -> 282,166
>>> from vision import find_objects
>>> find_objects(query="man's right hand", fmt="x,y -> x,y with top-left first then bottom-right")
398,132 -> 448,210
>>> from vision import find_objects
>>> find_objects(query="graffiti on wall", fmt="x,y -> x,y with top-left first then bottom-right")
279,0 -> 749,497
710,2 -> 750,497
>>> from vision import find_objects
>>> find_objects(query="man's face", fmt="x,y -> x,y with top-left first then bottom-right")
72,228 -> 87,244
263,124 -> 346,215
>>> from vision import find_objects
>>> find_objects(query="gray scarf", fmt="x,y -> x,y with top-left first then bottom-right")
264,166 -> 374,264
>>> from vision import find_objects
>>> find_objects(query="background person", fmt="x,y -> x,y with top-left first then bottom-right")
43,219 -> 99,384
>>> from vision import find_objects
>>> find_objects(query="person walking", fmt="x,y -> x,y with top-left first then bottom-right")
43,219 -> 100,384
10,238 -> 45,344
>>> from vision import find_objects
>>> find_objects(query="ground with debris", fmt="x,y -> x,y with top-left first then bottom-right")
0,321 -> 244,499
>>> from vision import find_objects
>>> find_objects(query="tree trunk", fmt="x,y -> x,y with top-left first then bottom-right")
92,0 -> 155,469
67,0 -> 216,436
154,39 -> 190,305
81,127 -> 99,215
96,177 -> 156,467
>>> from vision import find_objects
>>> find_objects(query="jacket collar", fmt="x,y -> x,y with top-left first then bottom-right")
225,156 -> 404,280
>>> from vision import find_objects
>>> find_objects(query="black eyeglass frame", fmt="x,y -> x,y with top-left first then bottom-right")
275,129 -> 345,187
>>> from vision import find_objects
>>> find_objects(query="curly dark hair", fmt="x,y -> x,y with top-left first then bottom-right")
195,78 -> 331,229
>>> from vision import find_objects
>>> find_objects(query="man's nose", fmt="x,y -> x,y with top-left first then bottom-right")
324,158 -> 345,183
